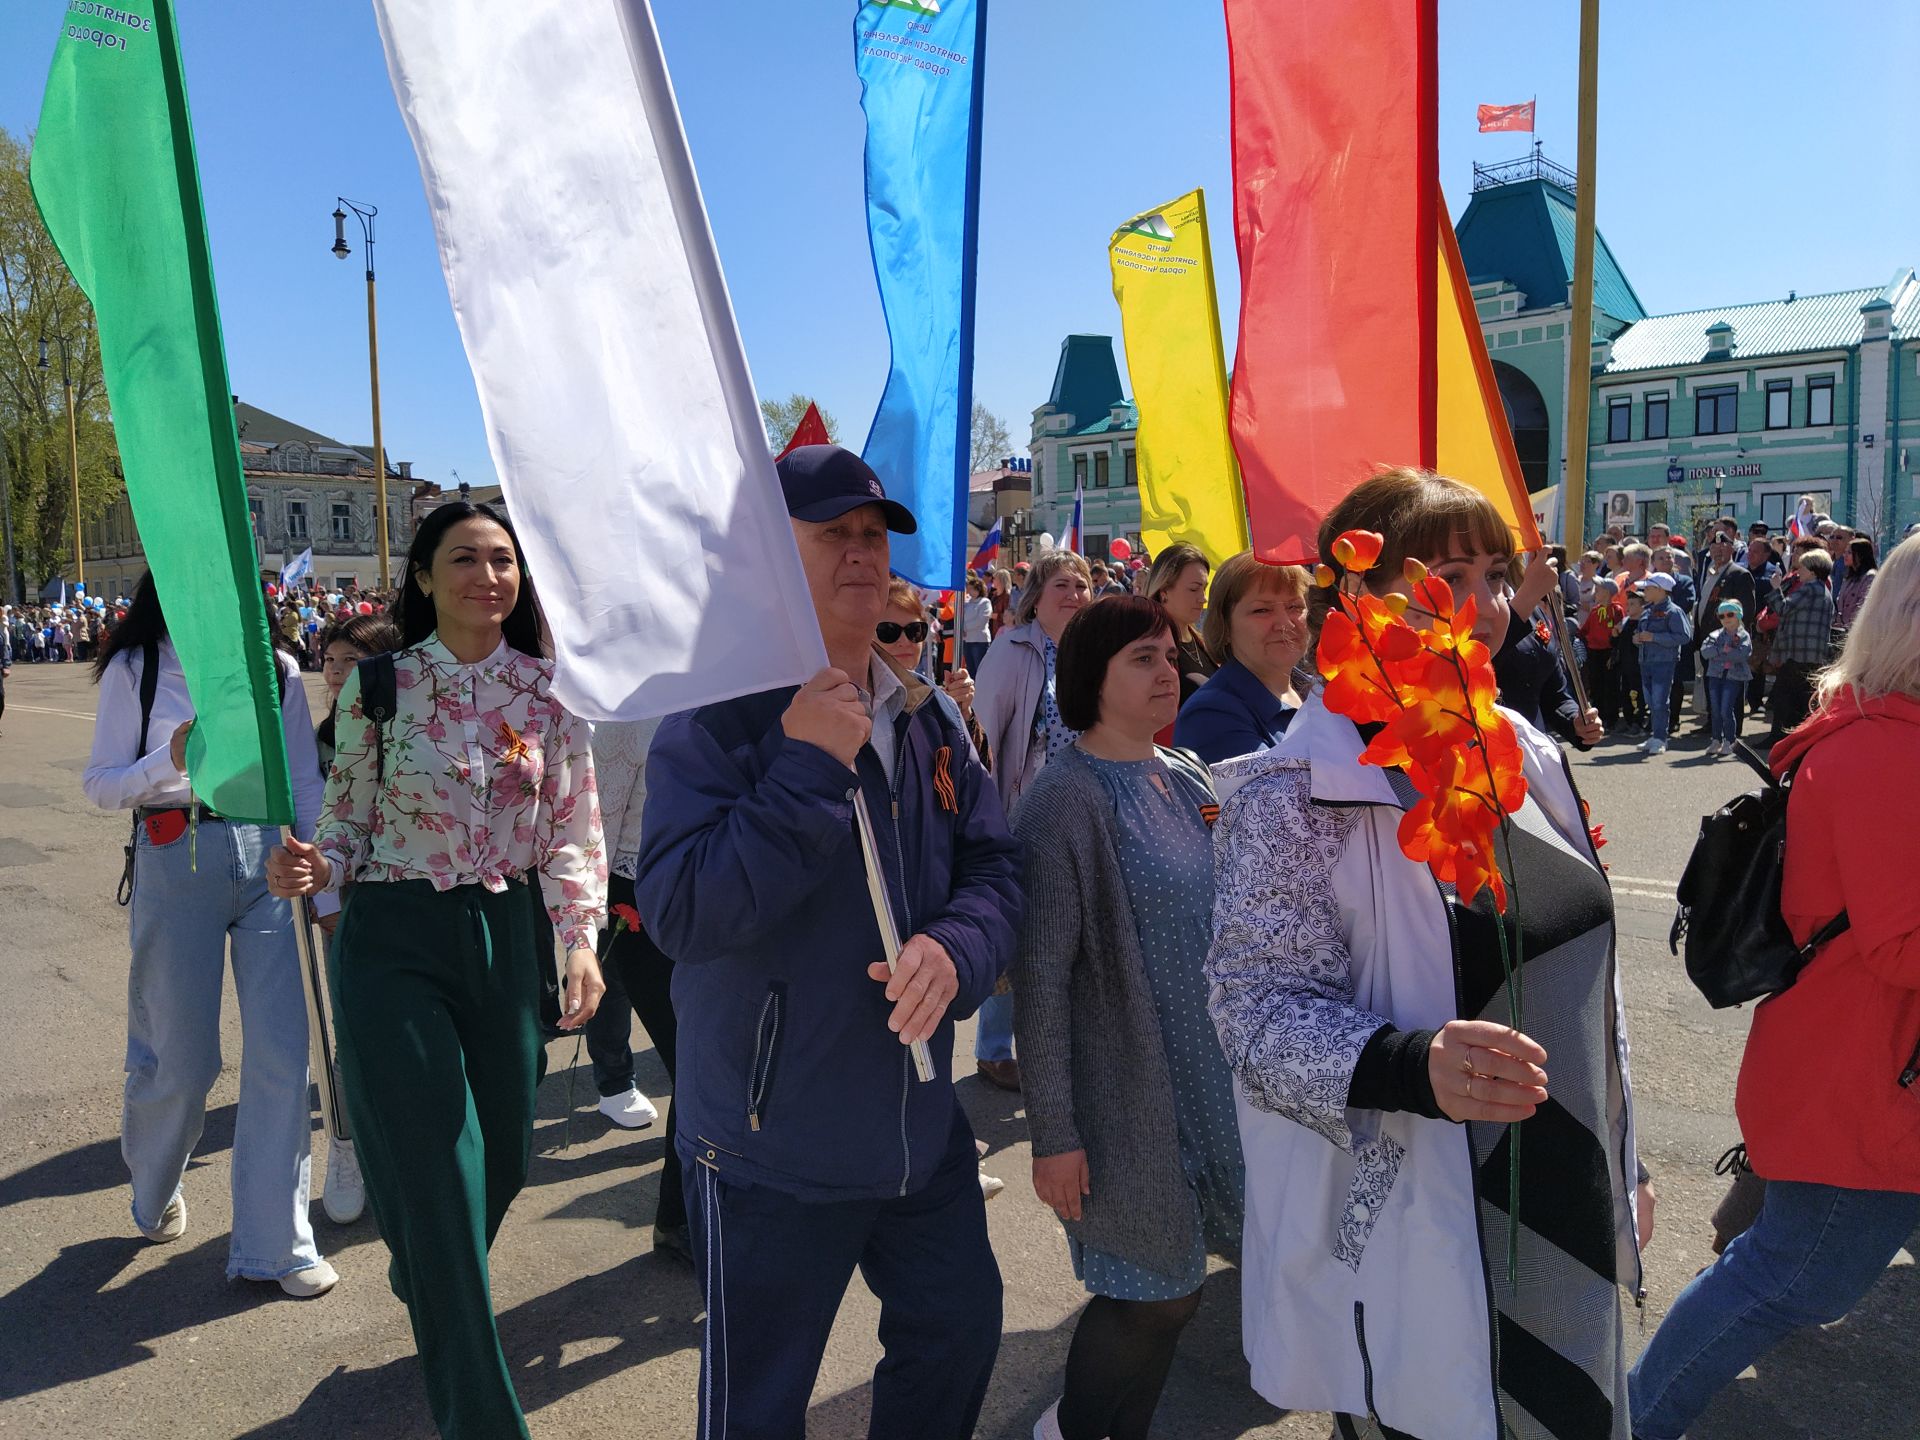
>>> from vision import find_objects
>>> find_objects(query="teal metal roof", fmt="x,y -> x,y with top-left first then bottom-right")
1456,177 -> 1646,322
1601,270 -> 1918,373
1044,335 -> 1126,432
1070,400 -> 1138,436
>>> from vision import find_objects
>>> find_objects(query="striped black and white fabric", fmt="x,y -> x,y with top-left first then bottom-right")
1387,771 -> 1631,1440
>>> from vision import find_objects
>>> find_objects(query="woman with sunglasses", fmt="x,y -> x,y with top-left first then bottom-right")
879,579 -> 991,771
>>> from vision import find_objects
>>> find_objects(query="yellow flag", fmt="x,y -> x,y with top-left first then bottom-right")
1109,189 -> 1249,565
1434,209 -> 1543,551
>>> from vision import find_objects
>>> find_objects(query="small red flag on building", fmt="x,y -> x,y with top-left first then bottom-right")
1477,100 -> 1536,133
775,400 -> 833,460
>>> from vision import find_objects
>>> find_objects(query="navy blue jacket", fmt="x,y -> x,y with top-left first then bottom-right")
1172,657 -> 1296,763
635,661 -> 1021,1202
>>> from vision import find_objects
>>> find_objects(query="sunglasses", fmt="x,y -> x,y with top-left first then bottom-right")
875,620 -> 929,644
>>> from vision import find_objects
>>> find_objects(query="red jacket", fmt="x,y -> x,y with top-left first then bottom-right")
1737,691 -> 1920,1192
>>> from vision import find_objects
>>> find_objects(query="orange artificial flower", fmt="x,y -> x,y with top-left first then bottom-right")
1332,529 -> 1385,573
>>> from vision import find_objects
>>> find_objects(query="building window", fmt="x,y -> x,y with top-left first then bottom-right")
1694,386 -> 1739,436
1123,448 -> 1137,488
1072,453 -> 1087,489
1808,377 -> 1834,427
331,503 -> 353,543
248,496 -> 265,536
1644,396 -> 1669,441
1765,380 -> 1792,430
1093,452 -> 1110,488
286,501 -> 308,540
1760,489 -> 1834,532
1635,498 -> 1669,536
1606,399 -> 1631,444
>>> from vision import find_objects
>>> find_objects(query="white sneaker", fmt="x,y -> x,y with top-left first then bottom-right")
1638,738 -> 1655,752
323,1136 -> 366,1225
1033,1399 -> 1067,1440
137,1192 -> 187,1244
979,1170 -> 1006,1201
598,1085 -> 658,1129
1648,739 -> 1668,755
277,1258 -> 339,1299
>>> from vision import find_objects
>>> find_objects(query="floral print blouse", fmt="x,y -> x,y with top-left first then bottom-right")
316,636 -> 608,952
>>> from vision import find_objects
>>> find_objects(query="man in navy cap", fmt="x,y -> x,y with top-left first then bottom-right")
636,445 -> 1020,1439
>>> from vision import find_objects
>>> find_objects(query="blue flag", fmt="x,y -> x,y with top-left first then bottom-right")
854,0 -> 988,589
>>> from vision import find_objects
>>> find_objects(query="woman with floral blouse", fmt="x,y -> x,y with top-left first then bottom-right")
268,501 -> 607,1440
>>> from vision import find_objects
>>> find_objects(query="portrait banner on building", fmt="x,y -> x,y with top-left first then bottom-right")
854,0 -> 989,590
32,0 -> 293,824
371,0 -> 826,720
1108,188 -> 1249,567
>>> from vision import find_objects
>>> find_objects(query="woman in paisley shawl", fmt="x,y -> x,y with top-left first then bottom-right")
1206,468 -> 1654,1440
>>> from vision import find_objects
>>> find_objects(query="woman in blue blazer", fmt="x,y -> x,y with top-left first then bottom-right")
1173,552 -> 1312,763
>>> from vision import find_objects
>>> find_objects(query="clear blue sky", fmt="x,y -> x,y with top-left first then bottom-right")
3,1 -> 1914,490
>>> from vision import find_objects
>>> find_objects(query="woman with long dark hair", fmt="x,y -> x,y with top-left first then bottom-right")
267,502 -> 607,1439
82,572 -> 333,1296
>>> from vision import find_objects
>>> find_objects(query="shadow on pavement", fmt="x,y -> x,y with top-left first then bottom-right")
230,1250 -> 703,1438
0,1102 -> 236,1210
0,1234 -> 276,1402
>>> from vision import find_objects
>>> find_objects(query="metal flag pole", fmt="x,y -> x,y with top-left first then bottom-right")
291,895 -> 351,1144
854,792 -> 936,1084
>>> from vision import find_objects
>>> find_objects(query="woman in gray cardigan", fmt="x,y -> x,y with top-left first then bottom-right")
1013,595 -> 1244,1440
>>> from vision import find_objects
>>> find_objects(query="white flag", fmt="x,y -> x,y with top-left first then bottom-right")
280,547 -> 313,588
371,0 -> 824,720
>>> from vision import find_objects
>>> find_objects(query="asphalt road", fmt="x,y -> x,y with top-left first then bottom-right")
1,661 -> 1912,1438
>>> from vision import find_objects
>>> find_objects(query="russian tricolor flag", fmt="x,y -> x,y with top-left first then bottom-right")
1065,477 -> 1085,554
969,517 -> 1001,571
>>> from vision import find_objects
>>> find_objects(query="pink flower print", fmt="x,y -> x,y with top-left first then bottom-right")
560,878 -> 584,901
425,717 -> 448,742
331,795 -> 355,820
426,852 -> 451,871
396,666 -> 422,690
513,824 -> 536,846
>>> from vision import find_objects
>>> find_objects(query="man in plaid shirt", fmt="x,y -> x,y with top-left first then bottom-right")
1769,547 -> 1835,739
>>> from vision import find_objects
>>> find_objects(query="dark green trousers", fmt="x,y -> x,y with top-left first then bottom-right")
331,877 -> 548,1440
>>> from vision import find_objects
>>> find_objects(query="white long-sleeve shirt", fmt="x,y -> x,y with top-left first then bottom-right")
82,639 -> 324,842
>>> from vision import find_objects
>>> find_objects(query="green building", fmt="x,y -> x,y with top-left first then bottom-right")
1027,152 -> 1919,553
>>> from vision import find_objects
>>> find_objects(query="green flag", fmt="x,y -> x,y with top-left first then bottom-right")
32,0 -> 292,825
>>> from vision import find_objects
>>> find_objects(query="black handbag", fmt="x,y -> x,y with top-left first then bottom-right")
1668,740 -> 1849,1008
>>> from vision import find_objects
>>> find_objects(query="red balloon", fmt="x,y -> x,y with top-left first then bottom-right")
1108,537 -> 1132,561
356,601 -> 374,615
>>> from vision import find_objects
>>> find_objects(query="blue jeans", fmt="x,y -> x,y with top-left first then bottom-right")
1642,665 -> 1675,743
1705,676 -> 1745,744
973,990 -> 1014,1062
1629,1179 -> 1920,1439
126,819 -> 319,1279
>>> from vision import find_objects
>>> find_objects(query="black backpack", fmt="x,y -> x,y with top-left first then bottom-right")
356,653 -> 399,783
1668,740 -> 1849,1008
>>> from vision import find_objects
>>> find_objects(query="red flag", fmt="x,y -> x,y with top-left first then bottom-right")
775,400 -> 833,460
1477,100 -> 1536,133
1225,0 -> 1437,563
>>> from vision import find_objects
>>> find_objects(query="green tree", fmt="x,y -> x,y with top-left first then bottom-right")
760,392 -> 839,454
0,125 -> 121,595
969,401 -> 1012,474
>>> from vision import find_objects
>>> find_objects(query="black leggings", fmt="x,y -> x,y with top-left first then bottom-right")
596,872 -> 684,1230
1057,1288 -> 1203,1440
1334,1415 -> 1423,1440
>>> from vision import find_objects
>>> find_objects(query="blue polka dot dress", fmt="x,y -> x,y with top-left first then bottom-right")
1068,750 -> 1246,1300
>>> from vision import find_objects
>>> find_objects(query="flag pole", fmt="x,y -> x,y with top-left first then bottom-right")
291,897 -> 350,1144
1561,0 -> 1600,554
612,0 -> 933,1084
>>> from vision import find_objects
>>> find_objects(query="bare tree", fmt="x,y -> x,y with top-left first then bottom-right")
969,402 -> 1012,475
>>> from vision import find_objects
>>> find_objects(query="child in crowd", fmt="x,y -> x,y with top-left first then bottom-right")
316,613 -> 401,778
1615,591 -> 1647,733
1580,576 -> 1622,727
1631,573 -> 1692,756
1698,599 -> 1753,759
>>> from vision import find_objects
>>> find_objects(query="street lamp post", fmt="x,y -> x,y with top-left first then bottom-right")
37,334 -> 86,587
331,198 -> 390,589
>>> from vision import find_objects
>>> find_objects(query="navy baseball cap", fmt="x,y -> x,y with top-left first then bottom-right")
776,445 -> 917,534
